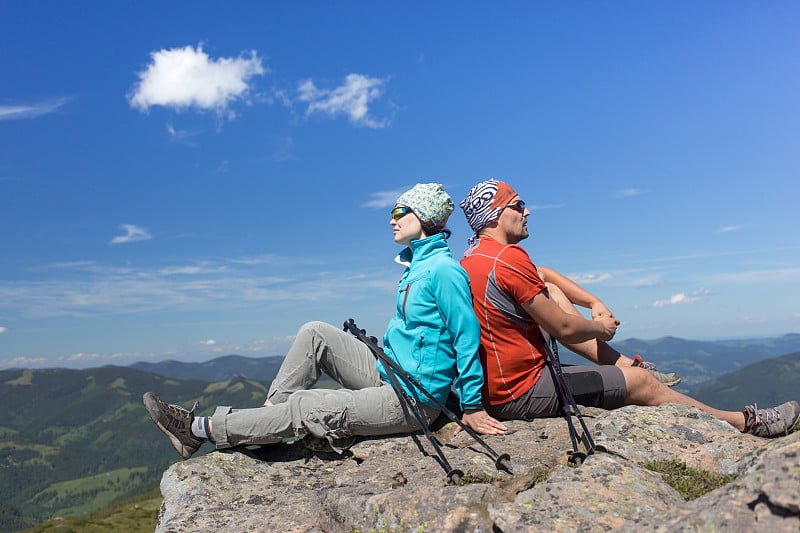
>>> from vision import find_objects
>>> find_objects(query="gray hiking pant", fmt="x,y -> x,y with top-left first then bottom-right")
210,321 -> 439,451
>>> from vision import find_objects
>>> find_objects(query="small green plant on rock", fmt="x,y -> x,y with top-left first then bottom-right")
644,458 -> 736,500
455,471 -> 498,486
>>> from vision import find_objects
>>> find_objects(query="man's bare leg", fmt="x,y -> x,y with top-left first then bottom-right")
619,366 -> 745,429
546,283 -> 634,367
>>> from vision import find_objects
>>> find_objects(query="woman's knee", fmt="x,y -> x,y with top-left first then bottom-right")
297,320 -> 325,338
297,321 -> 342,343
288,389 -> 352,439
292,321 -> 333,353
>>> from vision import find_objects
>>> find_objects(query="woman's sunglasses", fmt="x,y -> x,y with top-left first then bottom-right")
505,199 -> 526,213
391,206 -> 414,221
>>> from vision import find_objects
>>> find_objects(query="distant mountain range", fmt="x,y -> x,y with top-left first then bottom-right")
686,351 -> 800,411
2,332 -> 799,532
130,333 -> 800,388
560,333 -> 800,387
131,354 -> 287,382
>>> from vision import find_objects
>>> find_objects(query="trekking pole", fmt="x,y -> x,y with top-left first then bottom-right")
540,330 -> 596,465
344,319 -> 513,481
344,320 -> 463,484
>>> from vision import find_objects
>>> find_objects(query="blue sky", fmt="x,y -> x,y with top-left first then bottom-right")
2,2 -> 799,370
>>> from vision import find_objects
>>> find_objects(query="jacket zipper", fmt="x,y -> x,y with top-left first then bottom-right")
400,281 -> 413,322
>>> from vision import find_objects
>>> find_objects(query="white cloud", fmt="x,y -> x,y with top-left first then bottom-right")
0,97 -> 71,120
110,224 -> 152,245
528,203 -> 565,211
271,87 -> 292,108
159,265 -> 228,276
702,267 -> 800,285
0,326 -> 7,334
717,225 -> 742,233
67,352 -> 102,362
629,275 -> 669,288
567,272 -> 613,284
613,188 -> 643,199
0,356 -> 49,369
0,255 -> 390,320
166,122 -> 203,141
629,245 -> 800,266
220,336 -> 296,354
650,288 -> 711,308
196,339 -> 217,346
128,45 -> 266,117
363,188 -> 409,209
298,73 -> 389,128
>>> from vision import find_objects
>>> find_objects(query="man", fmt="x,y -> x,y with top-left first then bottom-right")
458,179 -> 799,437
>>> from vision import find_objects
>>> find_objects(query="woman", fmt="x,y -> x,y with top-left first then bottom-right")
144,183 -> 506,460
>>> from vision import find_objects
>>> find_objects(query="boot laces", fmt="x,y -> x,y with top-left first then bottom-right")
746,403 -> 780,429
163,400 -> 198,430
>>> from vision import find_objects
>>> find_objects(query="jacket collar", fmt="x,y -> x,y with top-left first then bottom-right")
395,233 -> 449,266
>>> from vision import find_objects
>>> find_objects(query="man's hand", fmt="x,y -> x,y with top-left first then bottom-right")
455,408 -> 508,436
595,316 -> 619,341
590,301 -> 614,320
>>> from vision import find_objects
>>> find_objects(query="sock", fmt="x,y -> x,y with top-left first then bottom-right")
191,416 -> 210,440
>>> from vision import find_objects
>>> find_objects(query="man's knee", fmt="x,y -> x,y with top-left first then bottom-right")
620,366 -> 661,404
545,282 -> 581,317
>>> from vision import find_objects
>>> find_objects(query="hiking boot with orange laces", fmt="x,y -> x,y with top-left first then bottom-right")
632,355 -> 681,387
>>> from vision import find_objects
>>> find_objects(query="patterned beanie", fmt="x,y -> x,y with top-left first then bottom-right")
459,179 -> 519,235
396,183 -> 454,228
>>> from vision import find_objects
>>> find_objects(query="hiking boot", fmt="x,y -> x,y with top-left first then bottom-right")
742,401 -> 800,438
143,392 -> 205,459
632,355 -> 681,387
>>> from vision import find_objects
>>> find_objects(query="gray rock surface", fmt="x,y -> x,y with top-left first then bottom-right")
156,403 -> 800,532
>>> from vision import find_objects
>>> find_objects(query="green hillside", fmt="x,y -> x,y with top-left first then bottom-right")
686,352 -> 800,411
0,367 -> 271,532
18,488 -> 161,533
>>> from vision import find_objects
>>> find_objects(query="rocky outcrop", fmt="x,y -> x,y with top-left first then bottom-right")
156,404 -> 800,532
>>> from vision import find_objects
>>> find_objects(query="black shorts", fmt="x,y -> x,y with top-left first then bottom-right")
485,364 -> 627,421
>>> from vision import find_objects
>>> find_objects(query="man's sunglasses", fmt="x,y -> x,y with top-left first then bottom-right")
505,200 -> 526,213
391,206 -> 414,221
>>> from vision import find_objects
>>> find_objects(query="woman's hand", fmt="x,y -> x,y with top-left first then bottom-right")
456,408 -> 508,436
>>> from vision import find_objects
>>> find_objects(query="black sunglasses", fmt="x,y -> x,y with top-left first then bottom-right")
391,206 -> 414,221
505,199 -> 526,213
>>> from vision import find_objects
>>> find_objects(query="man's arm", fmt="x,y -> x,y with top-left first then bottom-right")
521,287 -> 618,344
537,266 -> 613,320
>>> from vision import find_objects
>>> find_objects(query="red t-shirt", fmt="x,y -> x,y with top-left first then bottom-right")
460,236 -> 548,405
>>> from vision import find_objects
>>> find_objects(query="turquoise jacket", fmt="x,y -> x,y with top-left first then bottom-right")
381,233 -> 484,410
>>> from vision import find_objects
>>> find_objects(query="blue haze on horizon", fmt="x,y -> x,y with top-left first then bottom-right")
1,2 -> 799,370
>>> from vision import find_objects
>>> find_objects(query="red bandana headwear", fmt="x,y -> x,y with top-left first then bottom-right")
459,180 -> 518,246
